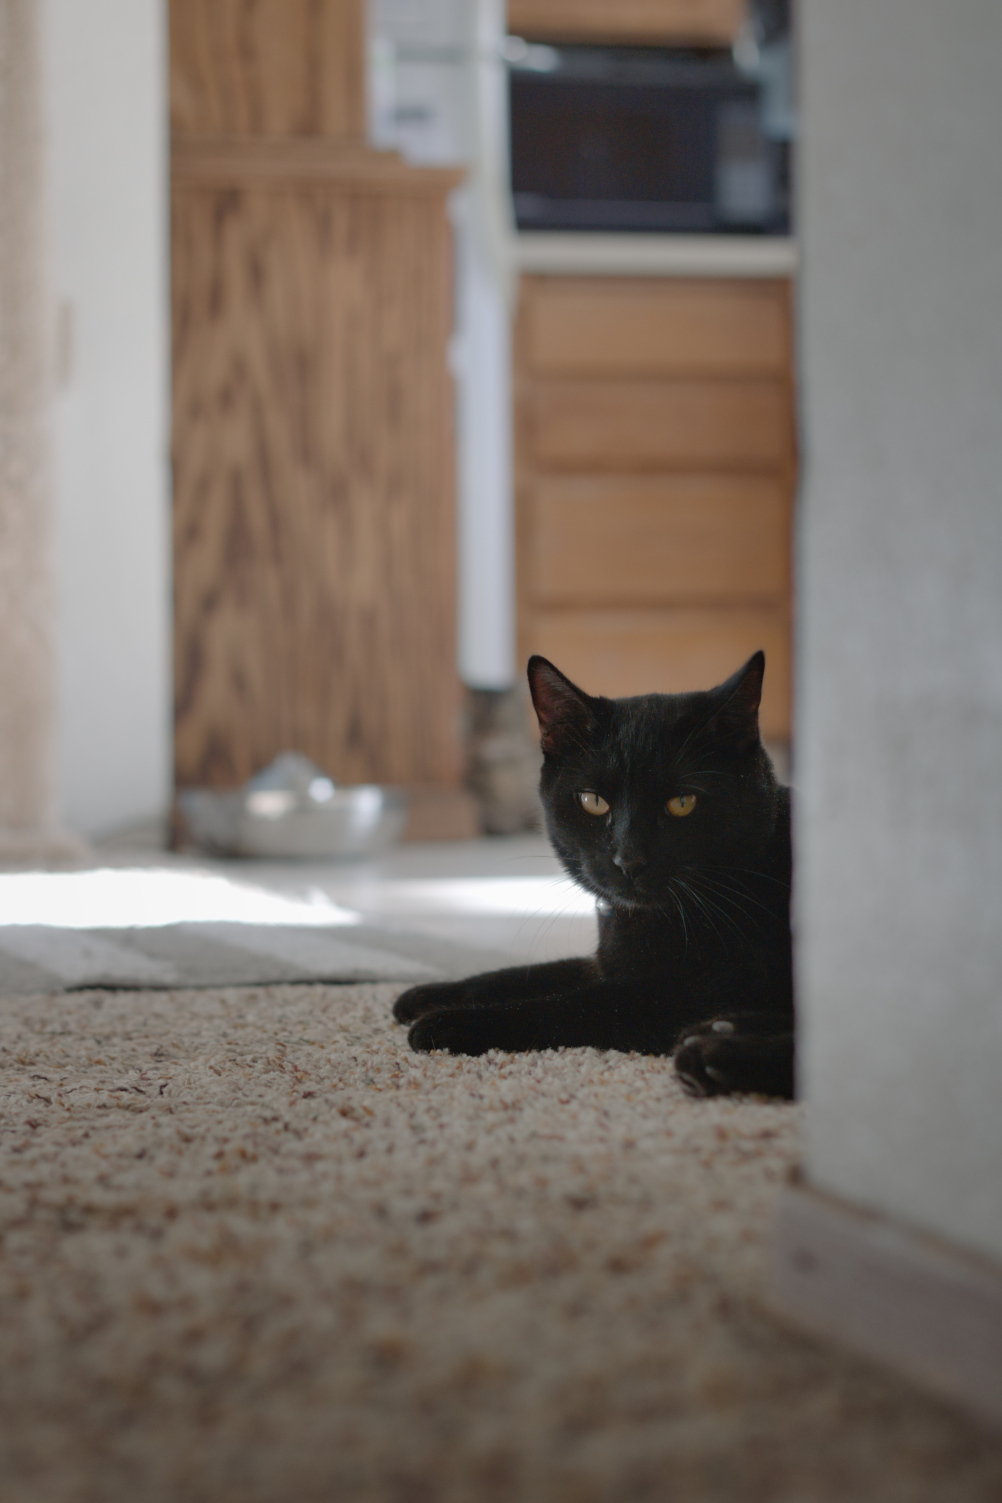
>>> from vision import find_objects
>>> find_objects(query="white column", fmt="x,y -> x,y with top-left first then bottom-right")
795,0 -> 1002,1264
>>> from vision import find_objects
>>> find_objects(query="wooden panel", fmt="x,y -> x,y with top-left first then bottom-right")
172,178 -> 460,789
523,276 -> 790,377
525,607 -> 791,738
171,137 -> 463,195
531,379 -> 791,471
507,0 -> 744,45
528,474 -> 789,606
170,0 -> 366,140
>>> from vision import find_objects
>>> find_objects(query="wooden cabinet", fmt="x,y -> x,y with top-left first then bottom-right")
522,277 -> 789,375
531,379 -> 791,470
515,275 -> 795,739
170,2 -> 473,830
169,0 -> 366,140
172,141 -> 462,791
529,475 -> 789,604
507,0 -> 745,46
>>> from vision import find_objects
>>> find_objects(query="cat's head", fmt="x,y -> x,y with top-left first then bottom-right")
527,653 -> 780,910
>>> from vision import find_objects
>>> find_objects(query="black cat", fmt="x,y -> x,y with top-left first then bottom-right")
393,652 -> 794,1098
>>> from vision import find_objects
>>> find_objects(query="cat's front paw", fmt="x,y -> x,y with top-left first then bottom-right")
408,1008 -> 493,1056
392,981 -> 470,1024
673,1019 -> 795,1099
673,1023 -> 737,1098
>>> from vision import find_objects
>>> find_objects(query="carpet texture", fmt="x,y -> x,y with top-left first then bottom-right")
1,981 -> 1000,1503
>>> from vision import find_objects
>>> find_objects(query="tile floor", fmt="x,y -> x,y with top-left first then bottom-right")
3,835 -> 598,968
222,834 -> 598,963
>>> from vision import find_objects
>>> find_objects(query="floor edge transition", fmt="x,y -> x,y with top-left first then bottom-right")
771,1177 -> 1002,1431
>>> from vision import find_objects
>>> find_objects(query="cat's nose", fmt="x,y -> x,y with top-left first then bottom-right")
613,851 -> 647,879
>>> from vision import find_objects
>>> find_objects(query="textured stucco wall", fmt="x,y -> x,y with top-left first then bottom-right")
43,0 -> 170,839
796,0 -> 1002,1262
0,0 -> 57,837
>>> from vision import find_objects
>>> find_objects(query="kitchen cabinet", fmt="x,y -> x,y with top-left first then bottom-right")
507,0 -> 745,46
515,274 -> 795,739
170,1 -> 474,833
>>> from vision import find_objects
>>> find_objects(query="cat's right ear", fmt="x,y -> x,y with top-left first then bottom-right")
707,650 -> 766,748
527,656 -> 596,757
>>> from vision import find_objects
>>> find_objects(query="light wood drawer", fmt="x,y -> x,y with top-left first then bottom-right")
507,0 -> 744,45
526,607 -> 791,739
522,277 -> 790,377
528,475 -> 790,606
530,379 -> 792,471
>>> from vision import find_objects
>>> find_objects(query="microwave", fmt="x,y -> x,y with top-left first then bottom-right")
508,44 -> 791,235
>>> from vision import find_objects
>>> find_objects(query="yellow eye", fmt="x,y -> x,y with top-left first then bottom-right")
667,793 -> 697,818
579,791 -> 610,816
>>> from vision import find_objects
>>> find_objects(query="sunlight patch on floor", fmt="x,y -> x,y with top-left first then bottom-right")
0,865 -> 597,940
0,868 -> 362,929
332,876 -> 597,919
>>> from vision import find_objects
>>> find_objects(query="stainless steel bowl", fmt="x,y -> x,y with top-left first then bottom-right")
178,754 -> 409,860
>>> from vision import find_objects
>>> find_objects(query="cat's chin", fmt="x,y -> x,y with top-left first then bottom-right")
606,893 -> 666,912
588,877 -> 665,912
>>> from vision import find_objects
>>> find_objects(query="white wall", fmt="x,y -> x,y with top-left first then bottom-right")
43,0 -> 171,839
796,0 -> 1002,1263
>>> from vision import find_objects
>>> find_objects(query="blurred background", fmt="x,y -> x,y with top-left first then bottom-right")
30,0 -> 797,847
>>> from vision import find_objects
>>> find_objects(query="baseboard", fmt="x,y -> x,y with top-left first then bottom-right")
0,825 -> 90,868
771,1177 -> 1002,1430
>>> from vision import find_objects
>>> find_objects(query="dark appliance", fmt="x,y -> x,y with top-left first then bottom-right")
508,44 -> 791,235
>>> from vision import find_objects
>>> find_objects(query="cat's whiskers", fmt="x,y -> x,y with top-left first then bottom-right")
682,869 -> 758,924
532,881 -> 595,960
673,880 -> 720,944
700,862 -> 791,891
673,877 -> 743,948
689,870 -> 779,923
699,891 -> 757,944
664,881 -> 692,951
510,872 -> 596,963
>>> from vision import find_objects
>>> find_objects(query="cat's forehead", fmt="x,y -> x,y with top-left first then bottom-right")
599,690 -> 717,770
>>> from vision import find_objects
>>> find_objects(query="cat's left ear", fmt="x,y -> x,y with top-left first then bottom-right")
527,656 -> 597,757
709,651 -> 765,747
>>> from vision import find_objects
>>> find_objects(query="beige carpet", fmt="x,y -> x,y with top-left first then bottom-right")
1,982 -> 1000,1503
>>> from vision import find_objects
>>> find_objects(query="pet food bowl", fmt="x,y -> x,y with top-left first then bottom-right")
177,753 -> 409,860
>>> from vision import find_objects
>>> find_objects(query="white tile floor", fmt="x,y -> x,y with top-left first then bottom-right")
2,836 -> 597,968
201,834 -> 599,965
